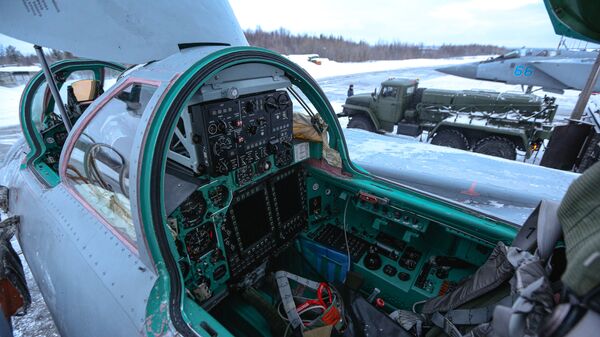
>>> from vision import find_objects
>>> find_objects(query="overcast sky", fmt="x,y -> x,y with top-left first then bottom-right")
0,0 -> 594,54
229,0 -> 575,48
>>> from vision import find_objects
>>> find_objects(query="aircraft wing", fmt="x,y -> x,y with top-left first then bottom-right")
0,0 -> 247,64
531,58 -> 598,91
344,129 -> 578,225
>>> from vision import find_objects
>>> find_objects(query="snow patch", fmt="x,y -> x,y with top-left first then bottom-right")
0,85 -> 25,128
286,54 -> 492,80
0,66 -> 40,73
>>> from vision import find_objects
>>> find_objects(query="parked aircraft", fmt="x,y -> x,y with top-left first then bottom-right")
437,48 -> 599,94
0,1 -> 598,337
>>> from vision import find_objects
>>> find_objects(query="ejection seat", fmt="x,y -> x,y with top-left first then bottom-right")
388,162 -> 600,337
66,79 -> 104,118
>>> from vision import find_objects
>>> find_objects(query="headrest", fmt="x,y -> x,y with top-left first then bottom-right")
70,79 -> 100,102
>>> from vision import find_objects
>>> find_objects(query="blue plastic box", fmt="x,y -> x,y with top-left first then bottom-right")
299,238 -> 350,283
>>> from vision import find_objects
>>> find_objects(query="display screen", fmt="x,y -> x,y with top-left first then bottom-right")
273,172 -> 303,224
233,188 -> 271,251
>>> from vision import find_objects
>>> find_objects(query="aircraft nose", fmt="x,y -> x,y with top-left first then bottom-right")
436,63 -> 478,78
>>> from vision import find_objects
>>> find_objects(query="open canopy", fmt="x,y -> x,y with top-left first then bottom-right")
0,0 -> 248,64
544,0 -> 600,44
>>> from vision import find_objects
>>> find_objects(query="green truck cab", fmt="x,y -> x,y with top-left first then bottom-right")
339,78 -> 557,160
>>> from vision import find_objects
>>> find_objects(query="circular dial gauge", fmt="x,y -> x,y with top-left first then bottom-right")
243,100 -> 256,114
213,136 -> 234,156
180,191 -> 207,227
277,93 -> 291,110
209,185 -> 229,208
185,222 -> 217,261
265,96 -> 278,113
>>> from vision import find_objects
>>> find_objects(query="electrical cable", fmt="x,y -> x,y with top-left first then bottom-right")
276,282 -> 343,329
288,86 -> 325,135
288,86 -> 315,118
84,142 -> 127,192
292,244 -> 349,329
297,305 -> 326,316
412,300 -> 427,313
343,196 -> 351,274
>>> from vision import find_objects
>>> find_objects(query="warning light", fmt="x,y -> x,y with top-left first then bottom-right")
530,141 -> 541,152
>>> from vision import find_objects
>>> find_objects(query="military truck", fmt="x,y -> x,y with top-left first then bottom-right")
338,78 -> 558,160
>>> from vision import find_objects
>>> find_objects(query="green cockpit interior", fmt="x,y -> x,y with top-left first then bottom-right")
148,52 -> 533,337
17,49 -> 572,337
20,60 -> 125,186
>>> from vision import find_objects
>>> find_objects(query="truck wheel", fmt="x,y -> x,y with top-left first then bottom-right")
430,129 -> 469,150
473,136 -> 516,160
348,115 -> 375,132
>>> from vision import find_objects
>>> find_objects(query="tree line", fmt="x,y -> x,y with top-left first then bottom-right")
245,28 -> 507,62
1,29 -> 507,66
0,45 -> 73,66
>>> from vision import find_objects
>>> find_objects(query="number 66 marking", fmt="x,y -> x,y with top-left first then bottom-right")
514,65 -> 534,77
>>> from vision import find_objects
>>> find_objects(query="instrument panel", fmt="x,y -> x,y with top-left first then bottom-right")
222,166 -> 307,279
185,222 -> 217,261
170,86 -> 306,306
189,90 -> 294,177
174,165 -> 307,306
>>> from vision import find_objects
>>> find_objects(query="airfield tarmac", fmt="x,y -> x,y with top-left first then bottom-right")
1,58 -> 587,336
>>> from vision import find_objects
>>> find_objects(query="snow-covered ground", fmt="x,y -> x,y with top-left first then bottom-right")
0,86 -> 25,163
10,239 -> 60,337
0,85 -> 24,128
0,54 -> 593,336
0,65 -> 40,73
288,53 -> 594,122
286,54 -> 492,80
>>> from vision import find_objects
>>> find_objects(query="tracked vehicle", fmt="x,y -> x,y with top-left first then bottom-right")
339,78 -> 557,160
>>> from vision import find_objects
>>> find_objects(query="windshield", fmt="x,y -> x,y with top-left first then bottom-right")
502,50 -> 520,59
380,86 -> 398,98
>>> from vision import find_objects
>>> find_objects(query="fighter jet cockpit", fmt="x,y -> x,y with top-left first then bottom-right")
483,48 -> 560,63
160,61 -> 335,314
148,53 -> 534,337
4,0 -> 598,335
11,43 -> 574,337
23,61 -> 125,176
